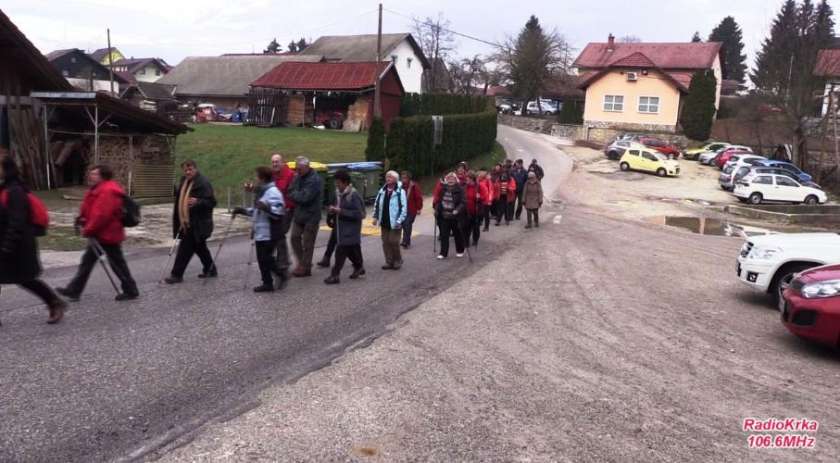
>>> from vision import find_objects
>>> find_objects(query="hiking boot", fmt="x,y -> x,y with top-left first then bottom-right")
349,268 -> 366,279
47,299 -> 66,324
55,287 -> 80,302
164,276 -> 183,285
316,259 -> 330,268
115,292 -> 139,301
253,284 -> 274,293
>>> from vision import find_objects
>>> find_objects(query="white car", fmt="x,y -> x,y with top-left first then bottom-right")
698,145 -> 752,165
733,174 -> 827,205
526,100 -> 559,114
719,155 -> 767,190
737,233 -> 840,304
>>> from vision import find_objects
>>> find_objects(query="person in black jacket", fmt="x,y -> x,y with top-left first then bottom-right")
0,154 -> 65,324
288,156 -> 323,277
324,170 -> 365,284
435,172 -> 466,260
165,160 -> 218,284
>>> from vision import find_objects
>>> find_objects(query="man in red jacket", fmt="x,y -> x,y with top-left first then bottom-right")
57,165 -> 138,301
271,153 -> 295,272
400,170 -> 423,248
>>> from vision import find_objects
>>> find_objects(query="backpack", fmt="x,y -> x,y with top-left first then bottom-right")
121,194 -> 141,228
0,189 -> 49,236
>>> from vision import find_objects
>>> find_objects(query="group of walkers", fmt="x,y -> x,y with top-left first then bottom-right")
0,147 -> 545,325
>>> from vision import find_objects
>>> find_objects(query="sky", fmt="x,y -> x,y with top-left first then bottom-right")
2,0 -> 802,69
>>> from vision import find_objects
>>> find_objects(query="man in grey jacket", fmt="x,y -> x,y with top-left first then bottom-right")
288,156 -> 323,277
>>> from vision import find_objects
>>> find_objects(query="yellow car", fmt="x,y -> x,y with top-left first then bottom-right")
619,147 -> 680,177
684,141 -> 730,160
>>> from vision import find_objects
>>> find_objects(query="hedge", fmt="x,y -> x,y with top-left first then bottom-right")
385,111 -> 497,177
400,93 -> 494,117
365,117 -> 385,162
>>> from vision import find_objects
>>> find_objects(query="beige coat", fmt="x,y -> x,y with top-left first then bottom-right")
523,179 -> 543,209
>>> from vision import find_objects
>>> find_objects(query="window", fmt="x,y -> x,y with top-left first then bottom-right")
139,68 -> 146,75
391,55 -> 398,64
638,96 -> 660,113
603,95 -> 624,111
754,176 -> 773,185
155,68 -> 161,76
642,152 -> 658,161
407,57 -> 412,69
776,176 -> 799,187
628,149 -> 640,156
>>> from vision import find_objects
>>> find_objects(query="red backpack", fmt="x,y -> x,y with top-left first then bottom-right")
0,189 -> 49,236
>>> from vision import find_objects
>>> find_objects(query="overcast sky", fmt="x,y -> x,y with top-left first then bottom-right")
3,0 -> 806,70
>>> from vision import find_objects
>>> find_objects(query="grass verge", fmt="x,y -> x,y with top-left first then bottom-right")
418,141 -> 507,195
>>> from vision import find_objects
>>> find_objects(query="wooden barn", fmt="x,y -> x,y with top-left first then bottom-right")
0,10 -> 188,200
248,61 -> 404,131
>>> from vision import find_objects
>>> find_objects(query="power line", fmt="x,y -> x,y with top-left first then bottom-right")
383,8 -> 504,49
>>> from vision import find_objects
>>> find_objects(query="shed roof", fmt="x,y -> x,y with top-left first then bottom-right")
251,61 -> 399,92
0,9 -> 73,92
121,81 -> 176,100
574,41 -> 722,70
158,54 -> 322,97
815,49 -> 840,77
302,33 -> 430,69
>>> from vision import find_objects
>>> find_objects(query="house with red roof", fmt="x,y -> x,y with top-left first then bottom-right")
574,35 -> 722,133
248,61 -> 404,130
814,48 -> 840,117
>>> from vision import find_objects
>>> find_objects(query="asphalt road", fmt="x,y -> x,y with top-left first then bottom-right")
0,126 -> 568,463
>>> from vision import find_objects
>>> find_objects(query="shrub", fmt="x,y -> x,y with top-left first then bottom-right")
680,70 -> 718,141
365,117 -> 385,162
557,101 -> 583,124
400,93 -> 493,117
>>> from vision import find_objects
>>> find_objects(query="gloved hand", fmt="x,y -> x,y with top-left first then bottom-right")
232,207 -> 248,216
394,223 -> 402,230
255,201 -> 269,212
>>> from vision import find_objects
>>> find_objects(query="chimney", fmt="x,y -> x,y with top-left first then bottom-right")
607,34 -> 615,51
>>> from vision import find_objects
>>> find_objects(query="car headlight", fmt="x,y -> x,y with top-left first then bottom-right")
802,280 -> 840,298
748,247 -> 782,260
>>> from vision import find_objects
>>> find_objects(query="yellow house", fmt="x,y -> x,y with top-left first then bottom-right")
89,47 -> 125,66
574,35 -> 722,133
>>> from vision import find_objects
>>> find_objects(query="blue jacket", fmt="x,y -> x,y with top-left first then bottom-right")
373,184 -> 407,229
245,184 -> 284,241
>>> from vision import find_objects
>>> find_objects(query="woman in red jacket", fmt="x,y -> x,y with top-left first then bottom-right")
493,172 -> 516,226
400,170 -> 423,248
478,170 -> 493,232
57,165 -> 139,302
462,171 -> 489,247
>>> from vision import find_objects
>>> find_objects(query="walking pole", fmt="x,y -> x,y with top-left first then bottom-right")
205,214 -> 237,285
89,238 -> 121,295
158,231 -> 182,284
243,238 -> 255,290
455,221 -> 473,264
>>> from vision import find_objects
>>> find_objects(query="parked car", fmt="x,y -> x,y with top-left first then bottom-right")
733,173 -> 827,205
714,147 -> 754,169
752,160 -> 813,184
525,99 -> 559,115
781,264 -> 840,347
631,136 -> 681,158
698,146 -> 732,165
684,142 -> 730,160
604,139 -> 645,160
619,148 -> 680,177
719,156 -> 767,190
741,166 -> 821,189
737,233 -> 840,304
723,154 -> 766,170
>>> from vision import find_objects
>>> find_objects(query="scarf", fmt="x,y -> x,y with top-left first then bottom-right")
178,178 -> 194,231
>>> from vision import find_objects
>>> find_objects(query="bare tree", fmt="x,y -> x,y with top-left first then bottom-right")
448,55 -> 490,95
413,13 -> 456,93
619,35 -> 642,43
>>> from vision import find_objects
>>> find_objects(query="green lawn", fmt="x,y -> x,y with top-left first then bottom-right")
175,124 -> 367,193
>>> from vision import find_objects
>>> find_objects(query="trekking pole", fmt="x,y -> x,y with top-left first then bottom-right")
243,238 -> 255,290
158,231 -> 182,284
205,214 -> 237,285
455,221 -> 473,264
89,238 -> 121,295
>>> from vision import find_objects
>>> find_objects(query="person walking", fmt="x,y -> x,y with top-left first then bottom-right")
233,166 -> 286,292
372,170 -> 407,270
462,172 -> 485,248
511,159 -> 528,220
400,170 -> 423,249
288,156 -> 323,277
523,171 -> 544,228
165,160 -> 217,284
530,158 -> 545,181
316,183 -> 340,268
494,172 -> 516,226
271,153 -> 295,273
0,155 -> 66,324
478,169 -> 493,232
435,173 -> 465,259
324,170 -> 366,284
57,164 -> 139,301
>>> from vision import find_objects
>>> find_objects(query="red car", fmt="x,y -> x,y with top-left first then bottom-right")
638,136 -> 681,158
781,264 -> 840,348
714,148 -> 752,169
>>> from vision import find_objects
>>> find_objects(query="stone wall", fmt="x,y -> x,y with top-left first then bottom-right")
500,114 -> 691,147
550,124 -> 585,139
498,114 -> 555,134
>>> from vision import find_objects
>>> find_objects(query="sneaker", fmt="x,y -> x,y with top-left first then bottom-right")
55,287 -> 80,302
253,284 -> 274,293
324,275 -> 340,285
437,255 -> 445,260
163,276 -> 183,285
456,253 -> 465,258
115,292 -> 139,301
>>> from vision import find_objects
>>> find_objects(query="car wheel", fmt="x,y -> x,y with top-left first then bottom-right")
619,162 -> 630,171
656,168 -> 667,177
804,195 -> 819,205
748,192 -> 762,205
771,263 -> 816,306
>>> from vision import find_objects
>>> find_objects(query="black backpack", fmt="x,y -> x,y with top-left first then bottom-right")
121,194 -> 141,228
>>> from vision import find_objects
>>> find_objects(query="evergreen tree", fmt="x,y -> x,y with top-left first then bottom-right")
365,118 -> 386,162
264,38 -> 281,54
297,38 -> 308,52
708,16 -> 747,83
680,70 -> 718,141
751,0 -> 799,92
288,41 -> 298,53
500,16 -> 568,110
691,31 -> 702,42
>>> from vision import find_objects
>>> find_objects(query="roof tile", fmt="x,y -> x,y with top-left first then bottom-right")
251,61 -> 391,91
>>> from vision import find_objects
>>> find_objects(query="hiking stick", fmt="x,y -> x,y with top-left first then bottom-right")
243,239 -> 255,290
205,214 -> 237,285
89,238 -> 121,295
158,231 -> 181,284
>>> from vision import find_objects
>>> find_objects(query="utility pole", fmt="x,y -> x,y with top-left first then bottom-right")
374,3 -> 383,118
107,28 -> 115,95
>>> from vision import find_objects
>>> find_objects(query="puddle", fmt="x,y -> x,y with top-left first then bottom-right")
648,216 -> 777,237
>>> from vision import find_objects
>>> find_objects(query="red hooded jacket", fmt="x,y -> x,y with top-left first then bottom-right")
464,181 -> 486,216
402,180 -> 424,216
493,178 -> 517,202
80,179 -> 126,245
274,164 -> 296,210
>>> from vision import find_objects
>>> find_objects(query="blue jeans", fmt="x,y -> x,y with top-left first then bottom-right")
401,213 -> 416,246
